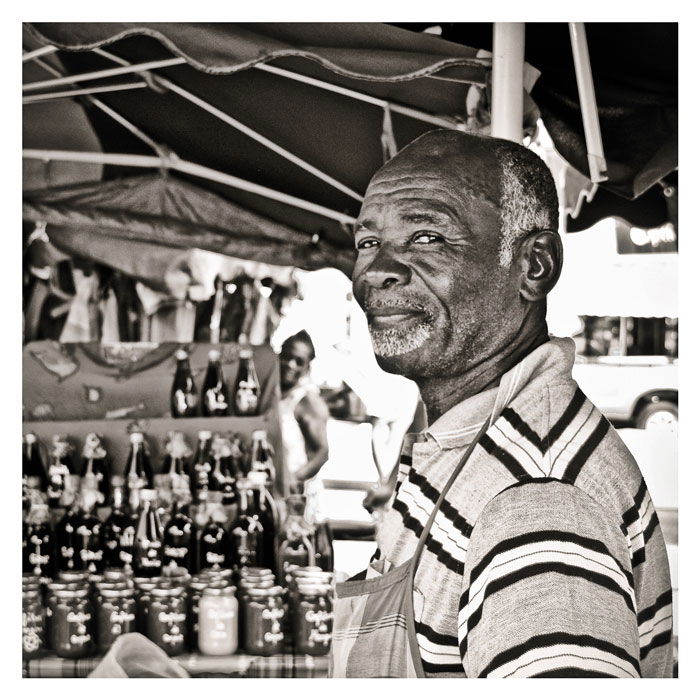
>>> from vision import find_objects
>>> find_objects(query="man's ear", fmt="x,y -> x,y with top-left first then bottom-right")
518,230 -> 563,302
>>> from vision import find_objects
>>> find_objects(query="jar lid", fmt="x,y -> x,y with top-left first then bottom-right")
248,585 -> 285,597
101,587 -> 134,599
239,567 -> 273,576
175,349 -> 189,361
22,574 -> 42,583
22,588 -> 40,598
297,582 -> 334,595
151,586 -> 185,597
48,580 -> 88,592
55,587 -> 90,599
58,571 -> 90,582
290,566 -> 323,575
240,577 -> 275,588
95,580 -> 132,591
188,580 -> 209,592
102,568 -> 129,582
161,565 -> 190,579
203,584 -> 237,597
200,567 -> 234,579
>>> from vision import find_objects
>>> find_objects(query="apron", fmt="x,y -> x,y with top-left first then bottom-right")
330,415 -> 492,678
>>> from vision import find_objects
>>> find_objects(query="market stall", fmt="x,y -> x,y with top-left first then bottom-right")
22,21 -> 678,679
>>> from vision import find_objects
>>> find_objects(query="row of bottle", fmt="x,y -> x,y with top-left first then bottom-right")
23,480 -> 334,584
23,428 -> 276,510
171,347 -> 261,418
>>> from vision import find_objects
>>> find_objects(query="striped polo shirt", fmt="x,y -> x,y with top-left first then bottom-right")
370,337 -> 673,678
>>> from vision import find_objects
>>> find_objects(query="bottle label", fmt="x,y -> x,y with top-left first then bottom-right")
235,385 -> 259,413
205,390 -> 228,413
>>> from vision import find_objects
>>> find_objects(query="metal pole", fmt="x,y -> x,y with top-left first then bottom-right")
568,22 -> 608,183
22,82 -> 148,104
22,148 -> 357,226
91,48 -> 363,202
22,45 -> 57,62
491,23 -> 525,142
22,57 -> 186,92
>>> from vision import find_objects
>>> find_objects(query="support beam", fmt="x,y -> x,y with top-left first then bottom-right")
569,22 -> 608,183
491,22 -> 525,143
22,149 -> 358,226
22,57 -> 186,92
22,82 -> 148,104
92,48 -> 363,202
22,45 -> 57,62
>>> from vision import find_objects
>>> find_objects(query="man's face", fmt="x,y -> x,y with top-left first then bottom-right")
280,341 -> 313,390
352,150 -> 522,380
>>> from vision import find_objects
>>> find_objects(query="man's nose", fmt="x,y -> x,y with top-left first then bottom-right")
362,245 -> 411,289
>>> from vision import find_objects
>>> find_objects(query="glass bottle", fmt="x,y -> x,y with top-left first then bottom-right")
76,488 -> 105,574
23,503 -> 56,579
211,435 -> 237,506
170,348 -> 198,417
199,498 -> 229,571
124,431 -> 153,513
162,431 -> 192,498
313,519 -> 335,573
23,432 -> 47,492
47,435 -> 73,509
249,430 -> 276,486
133,489 -> 164,577
230,479 -> 263,570
80,433 -> 109,508
277,495 -> 315,584
247,471 -> 278,574
102,477 -> 138,571
190,430 -> 213,499
232,348 -> 260,416
201,349 -> 229,417
55,500 -> 84,573
163,495 -> 195,573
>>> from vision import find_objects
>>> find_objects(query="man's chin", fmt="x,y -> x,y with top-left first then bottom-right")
370,325 -> 432,374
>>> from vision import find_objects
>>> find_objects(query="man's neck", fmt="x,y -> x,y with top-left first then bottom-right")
417,322 -> 550,425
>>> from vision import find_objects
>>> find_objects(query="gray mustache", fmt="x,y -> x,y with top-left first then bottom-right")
361,296 -> 427,312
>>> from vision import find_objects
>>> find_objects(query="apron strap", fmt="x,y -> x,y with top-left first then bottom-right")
403,413 -> 492,676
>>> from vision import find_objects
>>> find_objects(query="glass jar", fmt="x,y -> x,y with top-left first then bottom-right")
96,587 -> 137,653
292,583 -> 333,656
22,588 -> 45,659
242,585 -> 286,656
48,588 -> 94,658
198,583 -> 238,655
134,579 -> 159,633
146,585 -> 187,656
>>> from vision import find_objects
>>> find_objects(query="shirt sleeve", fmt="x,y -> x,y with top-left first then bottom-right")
458,479 -> 641,678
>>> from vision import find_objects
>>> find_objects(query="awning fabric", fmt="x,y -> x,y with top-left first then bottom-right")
24,174 -> 356,279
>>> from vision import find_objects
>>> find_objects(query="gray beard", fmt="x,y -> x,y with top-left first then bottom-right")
370,321 -> 433,357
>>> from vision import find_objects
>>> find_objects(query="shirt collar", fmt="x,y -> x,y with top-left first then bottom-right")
420,337 -> 576,450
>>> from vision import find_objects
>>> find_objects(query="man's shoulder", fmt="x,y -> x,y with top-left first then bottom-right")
489,376 -> 643,517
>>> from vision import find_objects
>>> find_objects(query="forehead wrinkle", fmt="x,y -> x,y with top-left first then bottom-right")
366,171 -> 500,212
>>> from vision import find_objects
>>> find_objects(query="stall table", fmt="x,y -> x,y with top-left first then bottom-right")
24,652 -> 330,678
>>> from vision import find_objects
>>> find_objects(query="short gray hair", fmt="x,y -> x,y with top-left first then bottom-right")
495,142 -> 559,267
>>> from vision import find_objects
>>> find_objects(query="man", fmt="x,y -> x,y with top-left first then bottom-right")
278,330 -> 329,502
331,130 -> 673,678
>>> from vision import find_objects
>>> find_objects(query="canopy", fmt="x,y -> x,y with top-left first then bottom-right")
23,22 -> 677,277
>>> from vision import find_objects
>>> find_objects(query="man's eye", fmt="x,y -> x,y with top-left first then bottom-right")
356,238 -> 379,250
412,231 -> 443,244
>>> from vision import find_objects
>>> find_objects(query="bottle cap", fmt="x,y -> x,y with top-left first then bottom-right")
24,433 -> 37,444
251,430 -> 267,441
129,432 -> 144,444
208,349 -> 221,361
175,349 -> 189,361
198,430 -> 212,441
